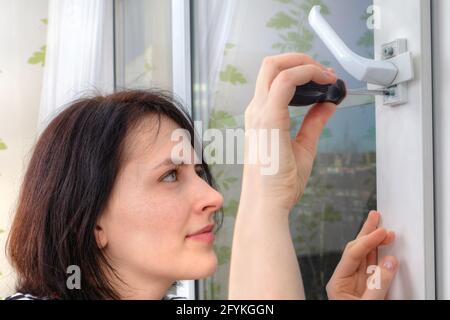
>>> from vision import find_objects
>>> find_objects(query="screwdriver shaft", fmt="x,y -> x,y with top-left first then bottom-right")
347,88 -> 394,96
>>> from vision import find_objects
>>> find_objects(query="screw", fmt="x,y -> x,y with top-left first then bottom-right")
383,46 -> 394,57
383,87 -> 396,96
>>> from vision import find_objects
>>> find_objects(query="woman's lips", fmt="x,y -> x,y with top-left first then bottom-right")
186,224 -> 215,242
186,231 -> 215,242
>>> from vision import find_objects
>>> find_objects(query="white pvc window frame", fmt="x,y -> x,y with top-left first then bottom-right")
112,0 -> 125,89
433,0 -> 450,300
374,0 -> 434,299
171,0 -> 197,300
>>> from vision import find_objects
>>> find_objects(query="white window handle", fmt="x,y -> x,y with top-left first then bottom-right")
308,5 -> 413,87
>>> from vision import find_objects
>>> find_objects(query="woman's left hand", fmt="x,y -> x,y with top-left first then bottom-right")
326,211 -> 398,300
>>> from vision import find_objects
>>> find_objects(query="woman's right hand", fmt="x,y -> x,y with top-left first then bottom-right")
242,53 -> 338,212
327,211 -> 398,300
230,53 -> 339,299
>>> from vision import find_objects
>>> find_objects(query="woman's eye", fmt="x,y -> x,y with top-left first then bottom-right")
161,170 -> 178,182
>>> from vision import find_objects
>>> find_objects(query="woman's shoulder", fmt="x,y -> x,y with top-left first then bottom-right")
4,292 -> 49,300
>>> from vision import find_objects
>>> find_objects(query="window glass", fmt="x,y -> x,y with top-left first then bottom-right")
116,0 -> 172,89
191,0 -> 375,300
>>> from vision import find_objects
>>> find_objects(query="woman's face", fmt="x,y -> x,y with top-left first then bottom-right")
96,116 -> 223,295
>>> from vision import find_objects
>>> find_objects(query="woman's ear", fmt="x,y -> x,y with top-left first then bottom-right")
94,219 -> 108,249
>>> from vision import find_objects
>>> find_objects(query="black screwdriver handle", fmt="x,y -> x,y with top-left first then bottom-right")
289,79 -> 347,107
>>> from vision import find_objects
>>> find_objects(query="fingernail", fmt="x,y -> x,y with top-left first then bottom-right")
383,259 -> 395,272
327,67 -> 336,74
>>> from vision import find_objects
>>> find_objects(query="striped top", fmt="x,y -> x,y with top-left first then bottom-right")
5,293 -> 48,300
5,292 -> 185,300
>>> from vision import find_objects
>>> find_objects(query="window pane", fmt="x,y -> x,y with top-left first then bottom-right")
115,0 -> 172,90
192,0 -> 375,300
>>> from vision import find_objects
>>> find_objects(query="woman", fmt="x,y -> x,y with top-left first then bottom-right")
6,53 -> 397,300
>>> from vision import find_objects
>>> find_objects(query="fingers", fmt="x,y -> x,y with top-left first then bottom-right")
357,211 -> 380,238
357,211 -> 381,266
266,64 -> 337,110
380,231 -> 395,245
293,101 -> 337,158
255,53 -> 328,97
334,228 -> 395,278
362,256 -> 399,300
367,250 -> 378,269
350,229 -> 395,261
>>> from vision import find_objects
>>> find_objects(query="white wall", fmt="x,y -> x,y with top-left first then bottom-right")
0,0 -> 49,298
433,0 -> 450,300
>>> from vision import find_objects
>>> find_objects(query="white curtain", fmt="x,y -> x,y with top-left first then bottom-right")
38,0 -> 114,131
192,0 -> 237,130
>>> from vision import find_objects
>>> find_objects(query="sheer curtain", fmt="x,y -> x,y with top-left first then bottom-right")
38,0 -> 114,131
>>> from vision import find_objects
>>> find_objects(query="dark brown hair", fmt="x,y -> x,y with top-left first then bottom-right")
6,90 -> 222,300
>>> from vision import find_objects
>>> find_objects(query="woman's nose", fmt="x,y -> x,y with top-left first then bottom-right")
193,177 -> 224,215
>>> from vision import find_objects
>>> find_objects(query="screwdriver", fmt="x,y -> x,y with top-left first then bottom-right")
289,79 -> 394,107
